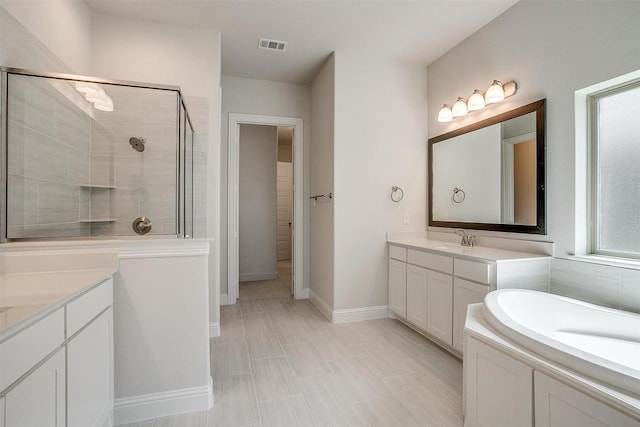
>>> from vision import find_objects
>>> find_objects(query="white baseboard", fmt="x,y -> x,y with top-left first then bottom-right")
309,290 -> 387,324
309,289 -> 332,321
113,381 -> 213,425
332,305 -> 389,324
220,293 -> 229,305
239,272 -> 278,282
296,288 -> 310,299
209,322 -> 220,337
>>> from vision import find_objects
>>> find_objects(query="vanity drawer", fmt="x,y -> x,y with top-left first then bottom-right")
66,278 -> 113,338
389,245 -> 407,262
454,259 -> 492,285
408,249 -> 453,274
0,308 -> 65,392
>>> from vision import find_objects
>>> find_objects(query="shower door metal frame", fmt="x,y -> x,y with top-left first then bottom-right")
0,67 -> 193,242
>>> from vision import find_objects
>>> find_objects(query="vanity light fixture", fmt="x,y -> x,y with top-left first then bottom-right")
467,89 -> 486,111
485,80 -> 505,103
452,97 -> 468,117
437,104 -> 453,122
436,79 -> 518,122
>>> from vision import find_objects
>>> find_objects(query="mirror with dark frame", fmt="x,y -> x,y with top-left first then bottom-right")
428,99 -> 546,234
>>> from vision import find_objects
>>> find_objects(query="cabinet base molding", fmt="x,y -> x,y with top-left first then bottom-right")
113,382 -> 213,425
309,290 -> 388,324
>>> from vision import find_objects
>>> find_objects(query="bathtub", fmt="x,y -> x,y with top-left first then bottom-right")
483,289 -> 640,396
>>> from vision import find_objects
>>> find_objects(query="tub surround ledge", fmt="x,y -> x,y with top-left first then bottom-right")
465,302 -> 640,425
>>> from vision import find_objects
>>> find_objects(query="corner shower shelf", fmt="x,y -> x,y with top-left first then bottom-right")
78,218 -> 116,223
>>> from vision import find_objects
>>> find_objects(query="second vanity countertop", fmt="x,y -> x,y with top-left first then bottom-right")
0,252 -> 118,338
387,236 -> 552,263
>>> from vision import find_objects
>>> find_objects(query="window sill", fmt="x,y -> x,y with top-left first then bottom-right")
569,254 -> 640,271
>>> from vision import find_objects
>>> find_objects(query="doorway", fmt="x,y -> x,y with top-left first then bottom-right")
228,114 -> 304,304
237,124 -> 294,300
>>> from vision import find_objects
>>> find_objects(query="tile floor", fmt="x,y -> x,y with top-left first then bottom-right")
117,268 -> 464,427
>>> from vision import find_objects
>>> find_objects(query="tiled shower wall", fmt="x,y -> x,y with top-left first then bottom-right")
88,86 -> 179,236
7,74 -> 92,238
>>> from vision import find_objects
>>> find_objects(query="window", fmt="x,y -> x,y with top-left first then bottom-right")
589,80 -> 640,258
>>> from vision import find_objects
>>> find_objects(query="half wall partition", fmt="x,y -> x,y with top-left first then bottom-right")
1,68 -> 200,241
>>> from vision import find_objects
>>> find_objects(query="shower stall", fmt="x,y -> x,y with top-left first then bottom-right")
0,68 -> 203,241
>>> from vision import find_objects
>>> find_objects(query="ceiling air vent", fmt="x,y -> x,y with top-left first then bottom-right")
258,38 -> 288,52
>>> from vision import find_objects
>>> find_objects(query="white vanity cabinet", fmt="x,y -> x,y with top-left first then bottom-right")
4,349 -> 66,427
426,269 -> 453,344
0,277 -> 113,427
387,240 -> 550,356
66,279 -> 114,427
406,264 -> 428,329
388,246 -> 408,318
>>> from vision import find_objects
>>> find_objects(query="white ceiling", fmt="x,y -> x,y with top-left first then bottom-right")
86,0 -> 519,84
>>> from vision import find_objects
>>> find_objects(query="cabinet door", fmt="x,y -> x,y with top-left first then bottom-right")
534,371 -> 640,427
426,270 -> 453,345
4,349 -> 66,427
388,258 -> 407,318
464,336 -> 533,427
67,308 -> 113,427
406,264 -> 428,330
453,278 -> 490,352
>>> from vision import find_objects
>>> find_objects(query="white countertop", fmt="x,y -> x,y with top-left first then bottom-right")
387,236 -> 551,262
0,249 -> 118,338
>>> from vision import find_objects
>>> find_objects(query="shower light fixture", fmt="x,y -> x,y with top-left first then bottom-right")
76,82 -> 114,112
93,96 -> 114,112
75,81 -> 98,95
437,79 -> 518,122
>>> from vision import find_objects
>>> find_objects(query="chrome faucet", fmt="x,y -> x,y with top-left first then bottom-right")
455,229 -> 476,247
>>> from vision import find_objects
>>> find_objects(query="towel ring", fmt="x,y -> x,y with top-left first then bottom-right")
391,186 -> 404,202
452,187 -> 465,203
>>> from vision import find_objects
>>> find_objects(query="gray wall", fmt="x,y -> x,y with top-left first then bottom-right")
427,0 -> 640,312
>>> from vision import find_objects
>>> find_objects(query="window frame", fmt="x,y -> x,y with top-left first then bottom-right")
588,78 -> 640,259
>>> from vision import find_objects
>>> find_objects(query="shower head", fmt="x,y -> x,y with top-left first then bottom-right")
129,137 -> 146,152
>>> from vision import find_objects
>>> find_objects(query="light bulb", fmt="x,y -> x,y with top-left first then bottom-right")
485,80 -> 505,104
451,97 -> 468,117
437,104 -> 453,122
467,90 -> 485,111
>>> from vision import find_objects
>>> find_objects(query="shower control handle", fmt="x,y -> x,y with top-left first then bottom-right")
132,216 -> 152,235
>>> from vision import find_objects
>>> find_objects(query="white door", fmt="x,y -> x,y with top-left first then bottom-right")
276,161 -> 293,261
